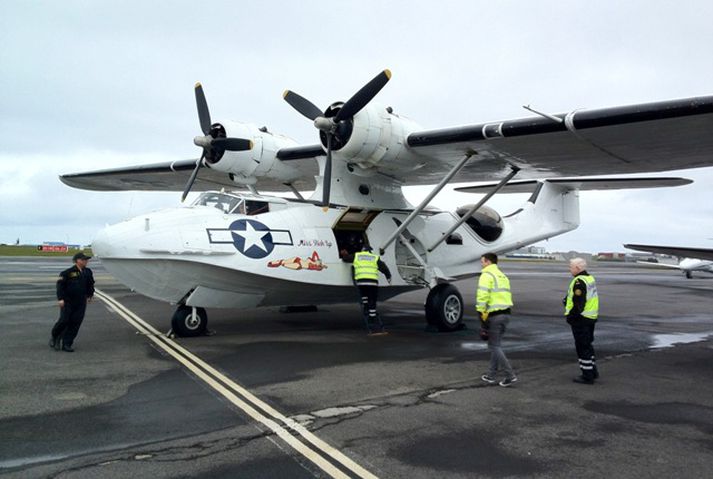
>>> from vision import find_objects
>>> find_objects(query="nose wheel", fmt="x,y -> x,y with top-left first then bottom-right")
171,305 -> 208,337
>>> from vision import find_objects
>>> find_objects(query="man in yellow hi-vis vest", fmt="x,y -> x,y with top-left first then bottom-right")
477,253 -> 517,387
343,245 -> 392,335
564,257 -> 600,384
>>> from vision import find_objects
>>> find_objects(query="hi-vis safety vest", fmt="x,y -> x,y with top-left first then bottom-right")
353,252 -> 380,281
477,264 -> 513,313
565,274 -> 599,320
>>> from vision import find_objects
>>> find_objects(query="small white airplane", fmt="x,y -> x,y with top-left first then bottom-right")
60,69 -> 713,336
624,244 -> 713,278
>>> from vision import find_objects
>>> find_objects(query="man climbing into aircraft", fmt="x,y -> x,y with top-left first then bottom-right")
342,244 -> 392,335
564,257 -> 599,384
50,252 -> 95,352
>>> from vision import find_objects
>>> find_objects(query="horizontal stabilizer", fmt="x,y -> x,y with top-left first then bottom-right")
455,177 -> 692,194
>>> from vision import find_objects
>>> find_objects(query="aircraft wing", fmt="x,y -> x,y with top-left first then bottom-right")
401,95 -> 713,185
60,150 -> 320,193
454,177 -> 692,194
624,244 -> 713,261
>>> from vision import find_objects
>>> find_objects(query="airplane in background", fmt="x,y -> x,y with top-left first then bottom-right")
624,243 -> 713,278
60,69 -> 713,336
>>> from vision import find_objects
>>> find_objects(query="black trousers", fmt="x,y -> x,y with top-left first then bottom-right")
51,300 -> 87,347
570,319 -> 597,380
357,285 -> 383,331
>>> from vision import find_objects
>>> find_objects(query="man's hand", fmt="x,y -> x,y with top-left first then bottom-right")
58,299 -> 64,308
479,311 -> 489,322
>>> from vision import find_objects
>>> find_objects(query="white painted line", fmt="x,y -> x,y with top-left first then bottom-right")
95,289 -> 377,479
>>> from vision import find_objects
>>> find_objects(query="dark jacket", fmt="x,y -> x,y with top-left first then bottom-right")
565,271 -> 589,322
57,265 -> 95,303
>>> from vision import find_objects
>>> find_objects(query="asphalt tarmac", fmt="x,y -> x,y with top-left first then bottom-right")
1,257 -> 712,478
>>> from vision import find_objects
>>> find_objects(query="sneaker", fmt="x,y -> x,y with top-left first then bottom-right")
481,374 -> 497,385
499,376 -> 518,387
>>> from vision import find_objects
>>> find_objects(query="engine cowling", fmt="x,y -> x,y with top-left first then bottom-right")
328,103 -> 423,174
206,121 -> 304,185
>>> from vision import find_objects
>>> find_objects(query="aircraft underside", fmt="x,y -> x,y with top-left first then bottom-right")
102,257 -> 420,309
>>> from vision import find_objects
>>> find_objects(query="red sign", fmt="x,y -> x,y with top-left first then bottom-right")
38,245 -> 69,252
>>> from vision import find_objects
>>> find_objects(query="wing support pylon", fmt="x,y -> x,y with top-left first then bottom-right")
379,151 -> 475,255
427,165 -> 521,253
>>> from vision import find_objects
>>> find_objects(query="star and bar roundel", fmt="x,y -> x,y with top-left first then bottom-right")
206,219 -> 293,259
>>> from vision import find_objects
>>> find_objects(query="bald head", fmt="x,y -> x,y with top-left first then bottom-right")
569,257 -> 587,276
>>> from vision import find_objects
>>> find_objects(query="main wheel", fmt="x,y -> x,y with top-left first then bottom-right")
685,270 -> 693,279
171,305 -> 208,337
425,283 -> 464,332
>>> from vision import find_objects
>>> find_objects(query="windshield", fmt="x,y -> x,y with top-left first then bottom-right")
193,192 -> 243,214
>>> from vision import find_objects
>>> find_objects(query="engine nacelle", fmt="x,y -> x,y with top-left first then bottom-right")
331,103 -> 424,174
206,121 -> 304,185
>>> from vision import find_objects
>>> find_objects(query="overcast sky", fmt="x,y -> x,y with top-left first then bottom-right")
2,1 -> 713,253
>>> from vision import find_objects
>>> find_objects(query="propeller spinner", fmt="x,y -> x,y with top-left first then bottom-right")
283,69 -> 391,206
182,83 -> 253,202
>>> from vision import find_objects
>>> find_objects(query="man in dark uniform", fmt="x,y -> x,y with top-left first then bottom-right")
564,257 -> 599,384
50,252 -> 95,352
341,245 -> 392,335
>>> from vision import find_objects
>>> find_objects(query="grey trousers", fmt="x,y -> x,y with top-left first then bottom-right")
487,315 -> 515,378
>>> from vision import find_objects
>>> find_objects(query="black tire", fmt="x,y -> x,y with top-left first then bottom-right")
171,305 -> 208,337
425,284 -> 464,332
685,271 -> 693,279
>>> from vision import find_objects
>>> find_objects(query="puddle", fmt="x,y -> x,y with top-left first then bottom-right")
460,342 -> 487,351
651,332 -> 712,349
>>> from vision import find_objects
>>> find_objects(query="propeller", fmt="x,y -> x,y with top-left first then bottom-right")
283,69 -> 391,206
182,83 -> 253,202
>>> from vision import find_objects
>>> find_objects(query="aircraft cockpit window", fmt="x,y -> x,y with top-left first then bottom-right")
194,192 -> 243,214
245,200 -> 269,215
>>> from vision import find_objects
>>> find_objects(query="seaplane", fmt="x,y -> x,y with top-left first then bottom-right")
624,243 -> 713,278
60,69 -> 713,336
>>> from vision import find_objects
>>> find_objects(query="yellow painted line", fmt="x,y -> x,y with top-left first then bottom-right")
95,289 -> 377,479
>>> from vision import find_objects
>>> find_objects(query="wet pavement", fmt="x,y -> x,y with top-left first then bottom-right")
1,257 -> 712,478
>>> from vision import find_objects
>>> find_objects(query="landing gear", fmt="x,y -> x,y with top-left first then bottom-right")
425,283 -> 464,332
685,271 -> 693,279
171,305 -> 208,337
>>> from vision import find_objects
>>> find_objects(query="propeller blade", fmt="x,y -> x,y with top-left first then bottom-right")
334,69 -> 391,122
212,137 -> 253,151
195,82 -> 211,135
322,134 -> 332,206
181,154 -> 204,202
283,90 -> 323,121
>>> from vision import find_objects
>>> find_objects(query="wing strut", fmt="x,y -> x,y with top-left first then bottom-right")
379,151 -> 476,255
427,166 -> 521,252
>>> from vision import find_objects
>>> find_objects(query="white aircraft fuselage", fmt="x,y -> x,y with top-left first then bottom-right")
679,258 -> 713,276
92,180 -> 579,310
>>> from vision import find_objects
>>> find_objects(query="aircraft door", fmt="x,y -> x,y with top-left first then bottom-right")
394,229 -> 427,285
333,208 -> 380,257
